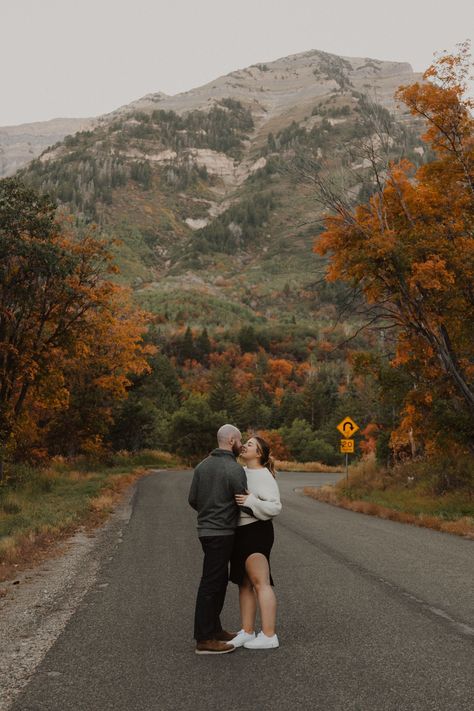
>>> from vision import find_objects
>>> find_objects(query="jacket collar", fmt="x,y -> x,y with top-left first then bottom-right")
210,448 -> 237,459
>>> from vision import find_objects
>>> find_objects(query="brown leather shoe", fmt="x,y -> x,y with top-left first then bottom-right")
195,639 -> 236,655
213,630 -> 238,642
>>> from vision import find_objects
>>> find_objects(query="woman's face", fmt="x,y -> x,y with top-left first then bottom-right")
240,438 -> 261,462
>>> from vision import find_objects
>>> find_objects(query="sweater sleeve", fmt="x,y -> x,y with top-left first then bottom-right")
244,476 -> 282,520
228,463 -> 248,496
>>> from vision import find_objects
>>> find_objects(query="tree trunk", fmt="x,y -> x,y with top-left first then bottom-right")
435,325 -> 474,414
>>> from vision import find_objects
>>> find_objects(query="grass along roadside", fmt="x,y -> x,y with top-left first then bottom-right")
0,450 -> 182,583
304,456 -> 474,540
275,460 -> 342,473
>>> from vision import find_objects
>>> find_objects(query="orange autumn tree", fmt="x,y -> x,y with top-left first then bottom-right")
0,178 -> 151,475
314,43 -> 474,455
25,288 -> 153,460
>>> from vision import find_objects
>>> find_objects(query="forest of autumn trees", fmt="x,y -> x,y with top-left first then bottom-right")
0,46 -> 472,493
0,179 -> 152,479
0,172 -> 370,473
315,43 -> 474,461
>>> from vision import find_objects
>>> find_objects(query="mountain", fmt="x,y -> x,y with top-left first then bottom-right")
0,51 -> 417,178
13,49 -> 425,331
122,51 -> 416,120
0,117 -> 97,177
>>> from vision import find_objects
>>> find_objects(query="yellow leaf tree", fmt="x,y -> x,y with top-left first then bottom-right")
314,43 -> 474,455
0,178 -> 152,475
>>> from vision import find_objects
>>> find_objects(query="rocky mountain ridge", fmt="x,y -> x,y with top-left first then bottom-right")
13,49 -> 427,332
124,51 -> 417,130
1,49 -> 420,177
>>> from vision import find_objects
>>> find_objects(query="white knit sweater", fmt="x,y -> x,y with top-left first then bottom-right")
238,466 -> 282,527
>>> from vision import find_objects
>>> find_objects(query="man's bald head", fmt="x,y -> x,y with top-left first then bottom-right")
217,424 -> 242,457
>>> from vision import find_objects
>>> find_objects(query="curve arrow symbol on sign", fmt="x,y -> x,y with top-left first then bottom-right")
336,416 -> 359,438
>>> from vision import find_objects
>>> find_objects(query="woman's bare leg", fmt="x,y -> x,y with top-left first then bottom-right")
245,553 -> 277,637
239,573 -> 257,633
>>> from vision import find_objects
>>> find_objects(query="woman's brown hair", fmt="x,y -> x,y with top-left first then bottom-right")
254,435 -> 276,478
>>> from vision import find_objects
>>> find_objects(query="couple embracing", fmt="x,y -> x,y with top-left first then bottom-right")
188,424 -> 282,654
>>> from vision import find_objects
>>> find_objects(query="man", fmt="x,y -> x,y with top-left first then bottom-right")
188,424 -> 247,654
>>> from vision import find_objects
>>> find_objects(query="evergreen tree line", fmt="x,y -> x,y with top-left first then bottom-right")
191,192 -> 276,254
125,99 -> 254,159
19,97 -> 254,220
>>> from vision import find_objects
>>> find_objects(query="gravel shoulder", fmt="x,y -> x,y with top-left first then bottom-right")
0,478 -> 139,711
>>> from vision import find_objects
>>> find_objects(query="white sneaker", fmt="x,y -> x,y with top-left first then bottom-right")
243,631 -> 279,649
230,629 -> 256,648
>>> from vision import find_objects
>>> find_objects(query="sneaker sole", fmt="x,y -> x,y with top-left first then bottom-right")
243,644 -> 279,649
195,647 -> 236,655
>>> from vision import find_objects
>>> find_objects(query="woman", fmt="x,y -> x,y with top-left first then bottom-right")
229,435 -> 282,650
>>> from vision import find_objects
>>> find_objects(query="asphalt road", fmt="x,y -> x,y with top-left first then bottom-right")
10,470 -> 474,711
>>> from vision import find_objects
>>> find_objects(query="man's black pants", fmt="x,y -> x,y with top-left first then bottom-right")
194,534 -> 235,642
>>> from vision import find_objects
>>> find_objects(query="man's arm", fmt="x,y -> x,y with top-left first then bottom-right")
188,469 -> 199,510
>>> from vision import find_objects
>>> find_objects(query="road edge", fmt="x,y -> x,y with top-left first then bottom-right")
303,486 -> 474,540
0,472 -> 151,711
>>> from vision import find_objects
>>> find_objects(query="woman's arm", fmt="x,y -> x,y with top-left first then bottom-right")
235,475 -> 282,519
244,492 -> 282,519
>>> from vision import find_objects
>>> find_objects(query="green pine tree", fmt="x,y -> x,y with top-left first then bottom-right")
180,326 -> 195,363
195,327 -> 211,364
238,325 -> 259,353
208,366 -> 240,420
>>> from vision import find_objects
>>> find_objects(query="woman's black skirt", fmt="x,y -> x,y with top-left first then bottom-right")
229,519 -> 275,586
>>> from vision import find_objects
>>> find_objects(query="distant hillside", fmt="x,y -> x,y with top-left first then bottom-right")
16,49 -> 426,332
0,116 -> 97,177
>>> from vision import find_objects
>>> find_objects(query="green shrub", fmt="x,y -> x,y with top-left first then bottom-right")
169,395 -> 227,461
395,456 -> 474,495
301,438 -> 337,464
1,500 -> 21,514
280,419 -> 338,465
2,463 -> 39,490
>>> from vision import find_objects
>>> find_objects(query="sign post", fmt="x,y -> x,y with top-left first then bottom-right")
337,418 -> 359,484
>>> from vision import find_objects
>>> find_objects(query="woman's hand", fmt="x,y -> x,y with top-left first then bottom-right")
235,490 -> 249,505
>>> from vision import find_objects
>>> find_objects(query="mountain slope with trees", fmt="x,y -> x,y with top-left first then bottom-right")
17,50 -> 427,329
6,46 -> 469,481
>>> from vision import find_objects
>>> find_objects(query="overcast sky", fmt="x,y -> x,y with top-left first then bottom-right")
2,0 -> 472,126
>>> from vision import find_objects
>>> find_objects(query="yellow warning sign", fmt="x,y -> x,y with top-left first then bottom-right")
340,439 -> 354,453
337,416 -> 359,438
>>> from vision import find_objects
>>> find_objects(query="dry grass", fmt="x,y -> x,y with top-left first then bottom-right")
0,467 -> 148,580
304,453 -> 474,540
0,522 -> 79,573
65,470 -> 96,481
304,484 -> 474,540
0,450 -> 181,582
343,455 -> 387,492
87,468 -> 145,513
276,460 -> 342,473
